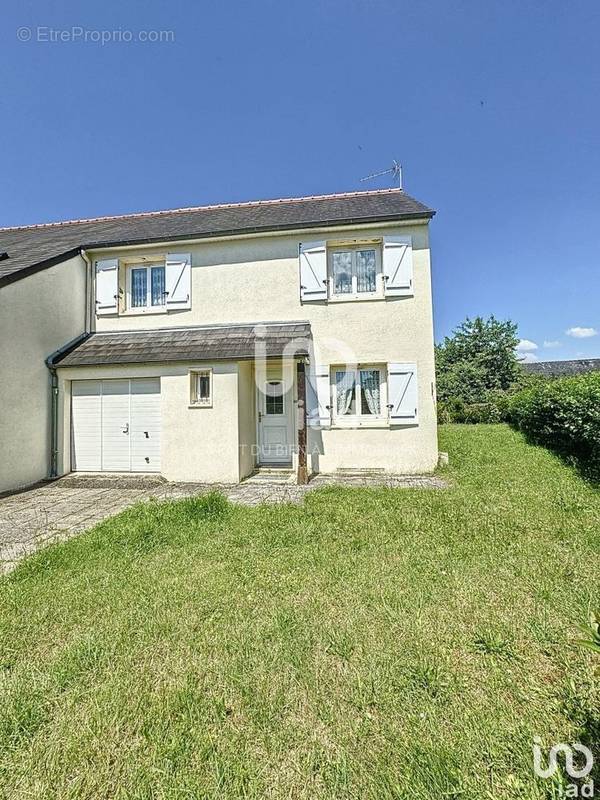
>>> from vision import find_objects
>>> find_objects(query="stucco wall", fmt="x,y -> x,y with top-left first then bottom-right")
57,362 -> 241,483
0,255 -> 87,493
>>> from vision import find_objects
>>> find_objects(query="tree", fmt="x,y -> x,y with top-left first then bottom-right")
436,316 -> 520,405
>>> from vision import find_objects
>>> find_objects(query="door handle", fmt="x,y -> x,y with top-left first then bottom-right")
258,411 -> 262,422
122,423 -> 129,434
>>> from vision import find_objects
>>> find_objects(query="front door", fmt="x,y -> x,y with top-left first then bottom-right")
258,379 -> 291,464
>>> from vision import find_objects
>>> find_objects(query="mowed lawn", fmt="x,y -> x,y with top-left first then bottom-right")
1,426 -> 599,799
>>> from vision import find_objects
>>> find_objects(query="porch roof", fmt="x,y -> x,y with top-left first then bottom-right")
51,322 -> 311,368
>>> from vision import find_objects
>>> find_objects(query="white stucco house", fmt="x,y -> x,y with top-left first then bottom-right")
0,189 -> 438,494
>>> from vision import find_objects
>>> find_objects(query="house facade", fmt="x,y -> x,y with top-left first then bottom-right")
0,189 -> 438,493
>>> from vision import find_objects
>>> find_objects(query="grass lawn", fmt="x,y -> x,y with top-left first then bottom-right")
1,425 -> 599,799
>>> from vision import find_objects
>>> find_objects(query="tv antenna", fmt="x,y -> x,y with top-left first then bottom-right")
360,159 -> 402,189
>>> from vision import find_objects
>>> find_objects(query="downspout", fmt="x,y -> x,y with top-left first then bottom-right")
46,248 -> 92,479
45,333 -> 90,478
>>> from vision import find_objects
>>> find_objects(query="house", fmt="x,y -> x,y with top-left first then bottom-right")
0,189 -> 438,493
523,359 -> 600,378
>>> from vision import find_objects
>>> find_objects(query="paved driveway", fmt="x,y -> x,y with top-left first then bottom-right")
0,473 -> 446,572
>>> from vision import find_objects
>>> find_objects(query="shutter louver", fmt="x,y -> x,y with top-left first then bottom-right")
307,364 -> 331,428
165,253 -> 192,310
388,363 -> 418,423
95,258 -> 119,315
299,241 -> 327,302
383,236 -> 413,297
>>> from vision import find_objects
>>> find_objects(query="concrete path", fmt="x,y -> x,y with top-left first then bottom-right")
0,473 -> 446,572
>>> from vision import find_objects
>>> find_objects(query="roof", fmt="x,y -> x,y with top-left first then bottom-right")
0,189 -> 434,287
51,322 -> 312,368
522,358 -> 600,377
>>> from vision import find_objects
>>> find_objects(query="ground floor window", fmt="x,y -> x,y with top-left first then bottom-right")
332,365 -> 386,423
189,369 -> 212,407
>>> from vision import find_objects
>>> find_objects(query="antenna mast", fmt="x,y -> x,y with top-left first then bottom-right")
360,159 -> 402,189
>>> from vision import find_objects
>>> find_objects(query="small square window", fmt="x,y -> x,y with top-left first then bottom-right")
190,369 -> 212,407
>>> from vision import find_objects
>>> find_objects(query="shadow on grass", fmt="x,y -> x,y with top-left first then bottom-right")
509,426 -> 600,488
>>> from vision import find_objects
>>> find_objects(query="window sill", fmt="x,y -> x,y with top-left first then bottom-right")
120,307 -> 168,317
188,403 -> 213,409
330,418 -> 389,429
328,294 -> 384,303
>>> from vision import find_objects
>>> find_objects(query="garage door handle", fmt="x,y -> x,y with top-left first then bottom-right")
144,431 -> 149,438
122,423 -> 129,434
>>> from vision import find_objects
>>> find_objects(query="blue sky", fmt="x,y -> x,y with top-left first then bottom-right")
2,1 -> 599,359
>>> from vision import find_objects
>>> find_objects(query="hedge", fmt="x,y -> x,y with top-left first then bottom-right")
507,372 -> 600,479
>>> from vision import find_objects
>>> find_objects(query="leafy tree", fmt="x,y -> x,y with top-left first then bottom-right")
436,316 -> 520,405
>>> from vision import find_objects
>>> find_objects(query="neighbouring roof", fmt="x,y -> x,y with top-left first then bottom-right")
0,189 -> 434,287
522,358 -> 600,377
51,322 -> 312,367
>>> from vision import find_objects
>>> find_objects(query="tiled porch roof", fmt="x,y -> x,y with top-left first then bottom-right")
51,322 -> 311,368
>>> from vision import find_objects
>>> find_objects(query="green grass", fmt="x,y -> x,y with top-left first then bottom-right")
1,425 -> 599,799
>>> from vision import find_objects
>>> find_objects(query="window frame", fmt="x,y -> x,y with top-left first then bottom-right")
189,368 -> 213,408
327,242 -> 383,301
124,261 -> 167,314
331,364 -> 388,427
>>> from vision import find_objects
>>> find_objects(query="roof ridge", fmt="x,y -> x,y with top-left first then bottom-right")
0,188 -> 404,233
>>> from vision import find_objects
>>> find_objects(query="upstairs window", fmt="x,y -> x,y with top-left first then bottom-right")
127,263 -> 166,310
329,245 -> 381,298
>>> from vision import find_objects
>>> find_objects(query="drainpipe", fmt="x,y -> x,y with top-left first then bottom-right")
80,248 -> 92,334
45,333 -> 90,479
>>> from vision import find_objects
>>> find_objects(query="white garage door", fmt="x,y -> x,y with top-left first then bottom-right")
71,378 -> 161,473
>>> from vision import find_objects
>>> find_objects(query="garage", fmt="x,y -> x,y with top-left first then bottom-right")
71,378 -> 161,473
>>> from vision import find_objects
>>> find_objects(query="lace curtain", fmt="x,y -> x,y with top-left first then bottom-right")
335,370 -> 355,415
360,369 -> 380,415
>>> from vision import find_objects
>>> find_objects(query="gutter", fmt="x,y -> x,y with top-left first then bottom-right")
45,332 -> 91,478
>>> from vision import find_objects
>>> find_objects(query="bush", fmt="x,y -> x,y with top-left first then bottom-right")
437,393 -> 510,424
507,372 -> 600,480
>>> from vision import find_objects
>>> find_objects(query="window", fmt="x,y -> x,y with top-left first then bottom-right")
264,380 -> 284,415
332,366 -> 386,424
329,245 -> 380,298
190,369 -> 212,407
127,263 -> 166,310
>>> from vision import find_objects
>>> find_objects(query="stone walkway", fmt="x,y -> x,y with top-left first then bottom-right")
0,473 -> 446,572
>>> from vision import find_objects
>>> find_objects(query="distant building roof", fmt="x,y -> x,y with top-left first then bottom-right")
51,322 -> 311,368
522,359 -> 600,377
0,189 -> 434,287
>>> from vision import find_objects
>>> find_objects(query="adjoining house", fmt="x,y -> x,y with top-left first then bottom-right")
0,189 -> 438,493
523,359 -> 600,378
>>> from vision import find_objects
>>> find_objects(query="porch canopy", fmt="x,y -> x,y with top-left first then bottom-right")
51,322 -> 311,367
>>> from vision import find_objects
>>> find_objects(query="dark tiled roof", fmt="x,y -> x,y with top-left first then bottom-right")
52,322 -> 312,367
523,359 -> 600,377
0,189 -> 434,287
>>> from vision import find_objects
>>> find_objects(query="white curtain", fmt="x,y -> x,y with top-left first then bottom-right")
335,370 -> 355,415
360,369 -> 380,414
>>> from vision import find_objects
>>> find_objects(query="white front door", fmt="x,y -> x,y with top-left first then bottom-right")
258,379 -> 292,464
71,378 -> 161,473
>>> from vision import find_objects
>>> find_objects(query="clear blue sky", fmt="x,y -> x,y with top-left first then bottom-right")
2,1 -> 599,360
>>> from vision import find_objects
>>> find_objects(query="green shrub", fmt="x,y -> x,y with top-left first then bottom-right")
507,372 -> 600,480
